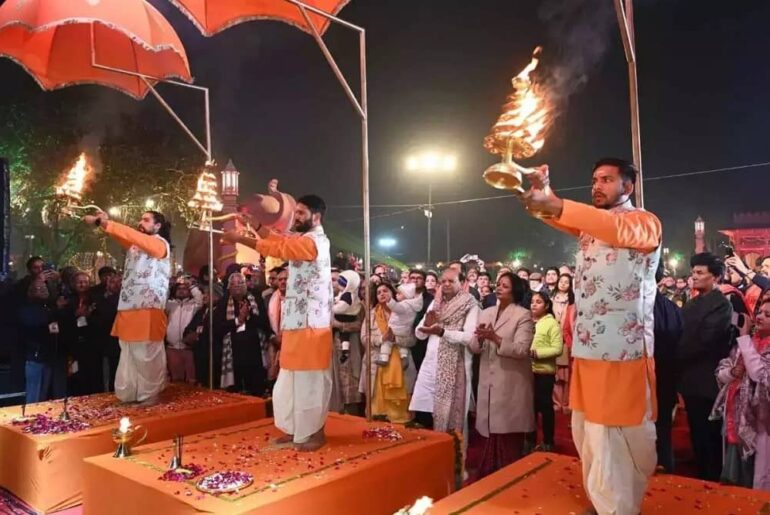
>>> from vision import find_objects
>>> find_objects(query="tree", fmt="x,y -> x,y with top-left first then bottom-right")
0,98 -> 202,268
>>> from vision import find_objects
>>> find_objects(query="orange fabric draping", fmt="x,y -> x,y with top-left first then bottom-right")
168,0 -> 350,37
0,0 -> 191,99
82,414 -> 454,515
569,356 -> 658,426
0,386 -> 266,514
431,453 -> 770,514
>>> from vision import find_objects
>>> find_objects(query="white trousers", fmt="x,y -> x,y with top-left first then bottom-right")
572,404 -> 657,515
273,367 -> 332,443
115,341 -> 167,403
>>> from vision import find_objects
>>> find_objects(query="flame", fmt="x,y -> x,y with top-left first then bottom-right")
188,170 -> 223,212
55,153 -> 90,201
484,46 -> 551,158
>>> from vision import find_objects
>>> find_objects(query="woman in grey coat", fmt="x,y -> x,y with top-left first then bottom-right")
470,271 -> 535,478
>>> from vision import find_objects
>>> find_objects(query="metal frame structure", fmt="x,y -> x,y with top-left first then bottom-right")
287,0 -> 373,420
89,23 -> 220,390
614,0 -> 644,208
88,1 -> 372,413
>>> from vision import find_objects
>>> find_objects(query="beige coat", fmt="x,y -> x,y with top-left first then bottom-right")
470,303 -> 535,437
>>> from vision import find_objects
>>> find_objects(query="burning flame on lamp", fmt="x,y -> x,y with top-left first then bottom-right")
55,153 -> 90,202
482,47 -> 553,197
119,417 -> 130,434
188,171 -> 223,213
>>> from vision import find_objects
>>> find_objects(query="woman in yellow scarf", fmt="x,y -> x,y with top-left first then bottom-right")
362,283 -> 411,423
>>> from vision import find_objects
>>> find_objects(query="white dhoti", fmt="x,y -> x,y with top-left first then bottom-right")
115,341 -> 168,403
273,366 -> 333,444
571,389 -> 657,515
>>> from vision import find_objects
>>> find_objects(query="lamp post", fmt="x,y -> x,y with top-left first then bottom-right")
405,151 -> 457,266
220,159 -> 240,271
694,216 -> 705,254
188,167 -> 224,389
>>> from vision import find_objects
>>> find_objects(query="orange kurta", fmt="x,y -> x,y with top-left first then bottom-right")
256,232 -> 332,370
546,199 -> 662,426
103,220 -> 169,343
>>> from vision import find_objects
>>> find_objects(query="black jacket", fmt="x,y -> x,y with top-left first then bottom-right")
677,289 -> 733,400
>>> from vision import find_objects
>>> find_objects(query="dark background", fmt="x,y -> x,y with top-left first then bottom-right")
1,0 -> 768,266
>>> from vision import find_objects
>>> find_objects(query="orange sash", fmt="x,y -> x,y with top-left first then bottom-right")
280,327 -> 332,371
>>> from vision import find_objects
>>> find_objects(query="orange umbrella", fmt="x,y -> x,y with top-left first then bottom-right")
168,0 -> 349,37
0,0 -> 191,99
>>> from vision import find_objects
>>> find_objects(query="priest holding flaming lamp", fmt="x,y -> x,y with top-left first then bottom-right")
483,48 -> 662,515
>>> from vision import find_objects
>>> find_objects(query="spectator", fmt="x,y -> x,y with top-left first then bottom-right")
165,277 -> 203,384
424,271 -> 438,297
679,252 -> 733,481
65,272 -> 100,395
410,269 -> 480,441
543,267 -> 560,296
713,299 -> 770,490
261,267 -> 280,305
90,272 -> 122,392
331,267 -> 341,296
361,282 -> 417,424
558,264 -> 573,277
470,272 -> 534,478
20,277 -> 66,403
478,271 -> 496,309
516,267 -> 530,282
15,256 -> 51,302
551,274 -> 575,414
90,266 -> 117,300
526,291 -> 563,452
333,250 -> 348,271
408,269 -> 434,372
217,273 -> 271,395
267,267 -> 288,389
673,276 -> 690,307
653,262 -> 684,473
449,260 -> 480,301
727,254 -> 770,316
528,271 -> 543,293
186,283 -> 224,388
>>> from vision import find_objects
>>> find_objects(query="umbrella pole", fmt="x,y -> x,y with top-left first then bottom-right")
89,24 -> 213,162
614,0 -> 643,208
208,210 -> 214,390
293,1 -> 371,421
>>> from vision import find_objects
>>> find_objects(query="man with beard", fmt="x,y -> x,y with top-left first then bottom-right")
84,210 -> 171,405
521,158 -> 661,515
224,195 -> 332,451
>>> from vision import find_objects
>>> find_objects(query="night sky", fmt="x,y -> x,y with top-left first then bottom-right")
1,0 -> 769,267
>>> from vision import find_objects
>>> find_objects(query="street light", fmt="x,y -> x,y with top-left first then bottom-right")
405,150 -> 457,265
378,237 -> 397,249
512,258 -> 522,269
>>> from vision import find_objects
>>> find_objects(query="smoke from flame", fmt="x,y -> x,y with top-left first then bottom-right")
55,153 -> 90,201
484,47 -> 552,159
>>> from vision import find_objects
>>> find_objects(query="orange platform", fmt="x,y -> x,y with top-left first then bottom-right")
430,452 -> 770,514
82,414 -> 456,515
0,385 -> 266,514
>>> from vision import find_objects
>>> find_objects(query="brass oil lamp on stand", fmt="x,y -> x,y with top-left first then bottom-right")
112,417 -> 148,458
483,47 -> 553,219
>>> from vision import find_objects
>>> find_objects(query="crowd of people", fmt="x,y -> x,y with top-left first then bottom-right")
8,244 -> 770,491
5,163 -> 770,512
